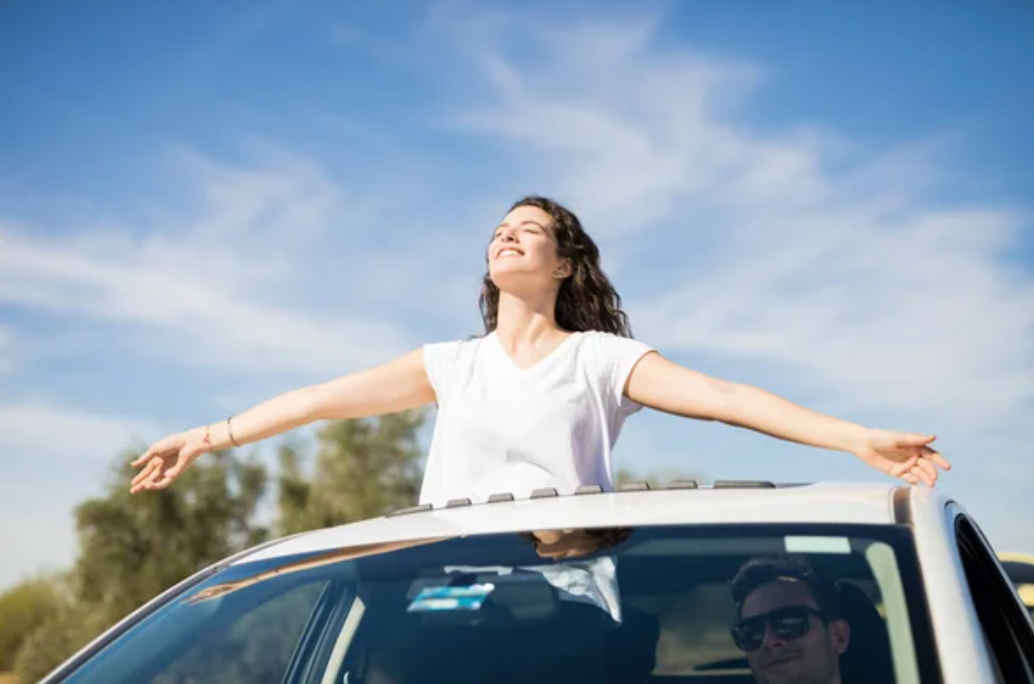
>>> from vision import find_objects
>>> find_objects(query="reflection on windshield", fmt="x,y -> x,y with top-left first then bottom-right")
440,528 -> 633,623
188,537 -> 451,604
56,525 -> 932,684
525,527 -> 633,560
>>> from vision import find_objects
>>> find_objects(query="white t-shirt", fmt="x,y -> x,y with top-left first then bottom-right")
419,330 -> 655,506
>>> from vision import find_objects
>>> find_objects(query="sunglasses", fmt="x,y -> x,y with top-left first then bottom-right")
730,605 -> 827,651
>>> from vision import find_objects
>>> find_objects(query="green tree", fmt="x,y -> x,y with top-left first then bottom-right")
73,448 -> 269,622
278,411 -> 426,535
0,575 -> 60,671
13,590 -> 97,684
14,411 -> 427,682
14,448 -> 269,683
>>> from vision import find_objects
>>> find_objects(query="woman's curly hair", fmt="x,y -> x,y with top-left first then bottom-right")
478,196 -> 633,338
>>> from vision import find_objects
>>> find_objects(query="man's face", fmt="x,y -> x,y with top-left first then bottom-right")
736,580 -> 850,684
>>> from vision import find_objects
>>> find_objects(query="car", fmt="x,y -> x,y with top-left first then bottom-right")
38,481 -> 1034,684
999,552 -> 1034,619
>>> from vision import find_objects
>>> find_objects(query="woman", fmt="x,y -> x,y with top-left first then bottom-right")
130,196 -> 949,500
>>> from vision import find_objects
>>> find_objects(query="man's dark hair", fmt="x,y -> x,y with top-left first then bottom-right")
730,554 -> 843,619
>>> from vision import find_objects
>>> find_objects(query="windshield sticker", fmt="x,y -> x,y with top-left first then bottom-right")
443,559 -> 623,623
407,583 -> 496,612
784,536 -> 852,554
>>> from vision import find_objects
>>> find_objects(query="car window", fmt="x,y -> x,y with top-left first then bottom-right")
956,515 -> 1034,683
58,568 -> 332,684
1000,555 -> 1034,620
149,581 -> 326,684
55,525 -> 939,684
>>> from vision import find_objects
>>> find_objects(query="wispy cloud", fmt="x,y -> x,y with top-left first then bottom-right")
0,148 -> 419,378
430,6 -> 1034,558
441,7 -> 764,236
0,327 -> 14,375
1,1 -> 1031,589
441,6 -> 1034,437
639,205 -> 1034,431
0,401 -> 155,463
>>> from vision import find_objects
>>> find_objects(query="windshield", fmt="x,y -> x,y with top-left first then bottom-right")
52,524 -> 938,684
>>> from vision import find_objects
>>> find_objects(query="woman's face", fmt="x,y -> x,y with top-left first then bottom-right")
487,205 -> 569,290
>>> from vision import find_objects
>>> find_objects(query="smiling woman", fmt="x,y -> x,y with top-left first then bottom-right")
130,195 -> 950,501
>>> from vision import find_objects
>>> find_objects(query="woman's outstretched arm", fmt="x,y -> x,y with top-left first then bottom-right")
624,352 -> 950,487
130,349 -> 435,493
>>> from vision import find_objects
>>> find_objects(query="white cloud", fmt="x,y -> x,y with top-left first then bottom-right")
2,2 -> 1032,585
442,7 -> 766,236
444,7 -> 1034,436
437,5 -> 1034,552
0,149 -> 421,378
0,327 -> 14,375
638,205 -> 1034,429
172,145 -> 354,247
0,400 -> 156,462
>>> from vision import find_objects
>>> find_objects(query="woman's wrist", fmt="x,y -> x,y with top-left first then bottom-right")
186,425 -> 214,453
195,423 -> 229,451
840,424 -> 872,455
191,418 -> 244,452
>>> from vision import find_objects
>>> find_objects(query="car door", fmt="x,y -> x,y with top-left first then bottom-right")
953,510 -> 1034,683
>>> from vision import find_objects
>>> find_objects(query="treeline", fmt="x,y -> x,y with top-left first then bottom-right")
0,410 -> 426,683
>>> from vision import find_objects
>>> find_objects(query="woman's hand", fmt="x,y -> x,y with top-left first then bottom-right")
850,429 -> 950,487
129,427 -> 212,493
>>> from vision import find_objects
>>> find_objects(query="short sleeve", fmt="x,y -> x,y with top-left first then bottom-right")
422,340 -> 464,403
589,332 -> 656,415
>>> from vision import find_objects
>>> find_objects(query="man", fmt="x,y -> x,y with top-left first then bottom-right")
729,555 -> 851,684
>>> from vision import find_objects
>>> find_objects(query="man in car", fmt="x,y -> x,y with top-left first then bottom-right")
729,555 -> 851,684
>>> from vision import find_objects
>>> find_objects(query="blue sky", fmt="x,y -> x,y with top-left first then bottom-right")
1,0 -> 1032,590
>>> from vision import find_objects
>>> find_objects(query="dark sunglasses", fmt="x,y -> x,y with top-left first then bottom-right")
730,605 -> 827,651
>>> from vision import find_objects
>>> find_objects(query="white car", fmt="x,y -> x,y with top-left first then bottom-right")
40,481 -> 1034,684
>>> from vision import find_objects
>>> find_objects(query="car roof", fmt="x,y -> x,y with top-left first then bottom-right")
239,481 -> 936,565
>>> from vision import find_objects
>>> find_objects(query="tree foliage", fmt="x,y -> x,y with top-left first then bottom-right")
13,590 -> 99,684
277,410 -> 425,535
0,576 -> 60,671
12,448 -> 270,683
73,448 -> 269,622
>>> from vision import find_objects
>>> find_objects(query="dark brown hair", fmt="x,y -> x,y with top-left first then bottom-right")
730,554 -> 844,619
478,196 -> 633,337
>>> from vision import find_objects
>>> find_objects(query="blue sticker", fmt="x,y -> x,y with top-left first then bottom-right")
407,583 -> 495,613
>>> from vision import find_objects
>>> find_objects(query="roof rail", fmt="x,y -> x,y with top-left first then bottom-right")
714,480 -> 776,489
383,479 -> 808,517
531,487 -> 559,499
386,503 -> 433,517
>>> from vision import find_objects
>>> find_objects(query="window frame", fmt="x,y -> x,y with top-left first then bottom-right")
954,512 -> 1034,682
